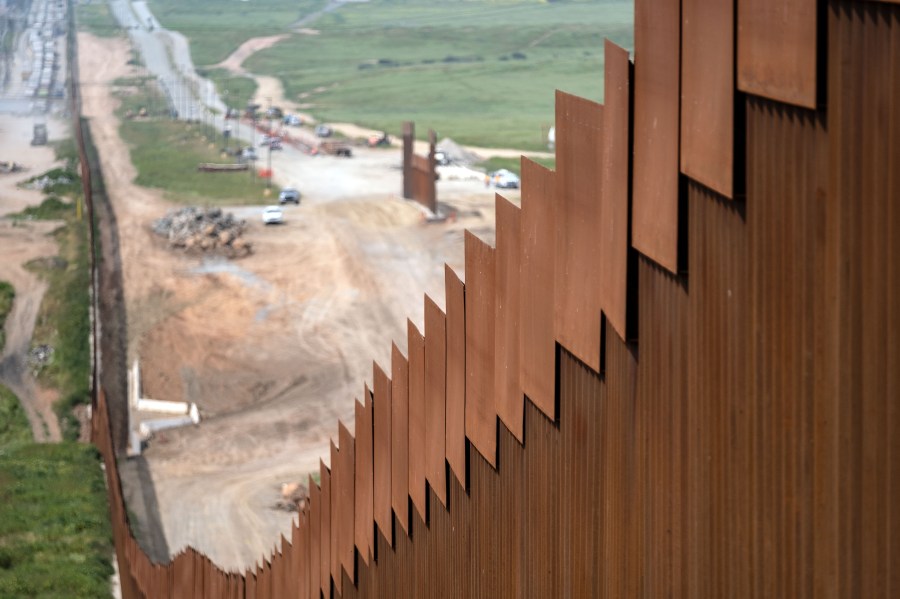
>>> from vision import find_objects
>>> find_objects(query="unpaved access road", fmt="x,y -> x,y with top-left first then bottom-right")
0,114 -> 70,442
79,32 -> 512,570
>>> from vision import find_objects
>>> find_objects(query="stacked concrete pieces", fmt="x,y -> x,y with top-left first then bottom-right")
152,206 -> 251,256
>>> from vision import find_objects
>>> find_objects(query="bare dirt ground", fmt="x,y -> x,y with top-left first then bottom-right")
0,114 -> 70,442
79,32 -> 507,570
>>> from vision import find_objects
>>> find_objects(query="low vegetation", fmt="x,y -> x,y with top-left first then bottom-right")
200,68 -> 258,111
116,77 -> 274,204
250,0 -> 632,150
0,281 -> 13,353
76,0 -> 120,38
13,143 -> 91,441
0,385 -> 113,598
150,0 -> 324,66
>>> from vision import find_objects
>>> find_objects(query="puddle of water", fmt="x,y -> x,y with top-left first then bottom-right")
189,257 -> 271,291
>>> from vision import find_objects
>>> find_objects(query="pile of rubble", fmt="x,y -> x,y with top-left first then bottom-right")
152,207 -> 251,256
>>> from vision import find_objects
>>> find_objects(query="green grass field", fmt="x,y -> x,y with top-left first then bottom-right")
115,78 -> 275,204
76,0 -> 120,38
199,68 -> 259,111
149,0 -> 633,150
149,0 -> 325,66
0,385 -> 113,598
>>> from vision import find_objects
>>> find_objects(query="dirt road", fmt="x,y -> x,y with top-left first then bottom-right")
79,31 -> 506,570
0,114 -> 70,442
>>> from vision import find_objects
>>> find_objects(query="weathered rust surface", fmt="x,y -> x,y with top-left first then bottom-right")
329,442 -> 341,596
297,506 -> 309,599
554,91 -> 605,371
465,231 -> 498,467
519,159 -> 557,419
308,475 -> 320,599
319,459 -> 331,599
407,320 -> 427,522
354,393 -> 374,566
494,195 -> 523,441
737,0 -> 818,109
599,40 -> 632,341
337,422 -> 356,583
391,343 -> 410,535
402,122 -> 438,213
372,362 -> 393,546
681,0 -> 734,198
424,295 -> 448,506
88,4 -> 900,598
444,265 -> 467,486
632,0 -> 681,273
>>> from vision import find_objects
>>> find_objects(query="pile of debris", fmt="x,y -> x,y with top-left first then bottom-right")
152,207 -> 251,256
0,161 -> 26,174
27,344 -> 54,374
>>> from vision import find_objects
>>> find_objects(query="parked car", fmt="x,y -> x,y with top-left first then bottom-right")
262,206 -> 284,225
241,146 -> 258,161
279,187 -> 301,204
283,114 -> 302,126
492,168 -> 520,189
315,124 -> 333,138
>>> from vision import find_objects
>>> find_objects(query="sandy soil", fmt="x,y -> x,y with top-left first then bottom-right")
79,31 -> 504,570
0,114 -> 71,442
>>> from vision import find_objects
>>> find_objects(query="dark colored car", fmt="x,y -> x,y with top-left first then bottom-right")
279,187 -> 301,204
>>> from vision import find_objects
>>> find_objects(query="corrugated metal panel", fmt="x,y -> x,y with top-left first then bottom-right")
372,362 -> 393,547
354,393 -> 374,566
494,195 -> 523,441
464,231 -> 498,467
827,5 -> 900,598
681,0 -> 735,198
308,476 -> 320,599
319,459 -> 331,598
296,506 -> 309,599
391,343 -> 411,535
86,5 -> 900,598
599,40 -> 632,340
554,91 -> 605,371
444,265 -> 467,485
737,0 -> 818,108
337,421 -> 356,582
424,295 -> 448,506
519,159 -> 557,419
407,320 -> 427,522
632,0 -> 681,273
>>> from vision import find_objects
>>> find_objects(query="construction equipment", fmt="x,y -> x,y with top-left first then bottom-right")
31,124 -> 47,146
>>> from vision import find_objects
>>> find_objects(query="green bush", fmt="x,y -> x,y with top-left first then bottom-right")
10,196 -> 74,221
0,281 -> 13,353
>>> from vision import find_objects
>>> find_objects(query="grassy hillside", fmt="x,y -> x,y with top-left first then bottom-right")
150,0 -> 633,150
150,0 -> 325,66
0,385 -> 113,598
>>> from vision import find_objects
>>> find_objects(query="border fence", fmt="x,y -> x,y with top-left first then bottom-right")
73,0 -> 899,597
